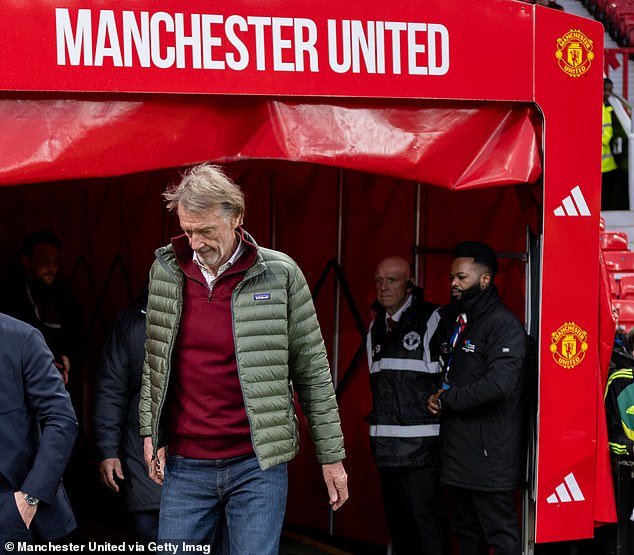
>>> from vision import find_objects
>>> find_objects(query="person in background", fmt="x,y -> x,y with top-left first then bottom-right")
0,230 -> 82,386
0,230 -> 87,535
606,328 -> 634,458
0,313 -> 77,552
366,256 -> 448,555
604,328 -> 634,552
139,163 -> 348,553
602,78 -> 628,210
94,287 -> 161,542
427,241 -> 527,555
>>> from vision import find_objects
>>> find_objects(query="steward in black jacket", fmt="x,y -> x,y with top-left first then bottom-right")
428,241 -> 527,555
367,294 -> 442,467
438,284 -> 527,491
368,256 -> 449,555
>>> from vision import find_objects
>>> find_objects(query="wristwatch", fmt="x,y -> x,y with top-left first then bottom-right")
23,493 -> 39,506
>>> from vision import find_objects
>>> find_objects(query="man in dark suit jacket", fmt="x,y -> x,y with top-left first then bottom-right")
0,313 -> 78,550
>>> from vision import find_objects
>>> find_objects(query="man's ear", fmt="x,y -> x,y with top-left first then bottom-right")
406,280 -> 415,289
480,272 -> 492,289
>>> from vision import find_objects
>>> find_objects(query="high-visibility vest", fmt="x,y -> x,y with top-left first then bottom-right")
603,103 -> 618,173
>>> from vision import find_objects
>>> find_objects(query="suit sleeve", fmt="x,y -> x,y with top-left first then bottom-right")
20,328 -> 78,504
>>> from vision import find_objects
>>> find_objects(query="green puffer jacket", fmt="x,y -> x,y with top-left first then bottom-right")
139,232 -> 345,470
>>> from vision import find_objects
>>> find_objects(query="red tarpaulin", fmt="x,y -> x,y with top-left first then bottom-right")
0,95 -> 540,188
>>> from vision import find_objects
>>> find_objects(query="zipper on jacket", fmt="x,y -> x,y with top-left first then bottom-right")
231,265 -> 267,464
480,425 -> 489,457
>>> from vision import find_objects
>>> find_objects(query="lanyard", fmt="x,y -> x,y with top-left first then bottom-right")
442,314 -> 466,389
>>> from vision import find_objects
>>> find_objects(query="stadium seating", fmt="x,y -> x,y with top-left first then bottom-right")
610,273 -> 621,298
600,231 -> 630,250
619,274 -> 634,299
601,228 -> 634,330
584,0 -> 634,45
603,250 -> 634,272
613,299 -> 634,330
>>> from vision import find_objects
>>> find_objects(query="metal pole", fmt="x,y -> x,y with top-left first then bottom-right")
414,183 -> 421,284
270,171 -> 277,249
627,108 -> 634,210
329,169 -> 344,537
332,169 -> 343,386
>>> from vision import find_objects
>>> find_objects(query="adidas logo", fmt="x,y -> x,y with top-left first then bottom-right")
546,472 -> 585,504
553,186 -> 591,217
627,406 -> 634,415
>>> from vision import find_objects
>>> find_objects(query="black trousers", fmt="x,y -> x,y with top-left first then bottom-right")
601,169 -> 629,211
448,486 -> 521,555
378,465 -> 449,555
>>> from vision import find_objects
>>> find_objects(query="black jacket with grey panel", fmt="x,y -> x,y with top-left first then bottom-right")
366,297 -> 443,467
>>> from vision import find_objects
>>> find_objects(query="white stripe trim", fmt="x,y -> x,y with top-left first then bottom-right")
570,186 -> 590,216
370,358 -> 441,374
562,196 -> 578,216
370,424 -> 440,438
555,483 -> 572,502
564,473 -> 585,501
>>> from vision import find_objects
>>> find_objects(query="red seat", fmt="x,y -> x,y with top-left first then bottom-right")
604,251 -> 634,271
601,231 -> 629,251
610,274 -> 621,298
617,13 -> 634,41
619,274 -> 634,299
613,299 -> 634,331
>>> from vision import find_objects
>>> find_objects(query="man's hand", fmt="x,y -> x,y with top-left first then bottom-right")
99,458 -> 125,493
322,461 -> 349,511
143,436 -> 166,486
54,355 -> 71,385
427,389 -> 444,416
14,491 -> 37,529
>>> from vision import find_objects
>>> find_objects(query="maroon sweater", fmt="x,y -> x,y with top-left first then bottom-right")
166,233 -> 257,459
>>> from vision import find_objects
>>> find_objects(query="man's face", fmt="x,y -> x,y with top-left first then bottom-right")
449,257 -> 490,302
23,243 -> 60,286
178,204 -> 240,272
374,258 -> 411,315
604,83 -> 613,104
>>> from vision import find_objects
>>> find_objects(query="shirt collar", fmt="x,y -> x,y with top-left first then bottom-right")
386,294 -> 413,323
193,235 -> 244,279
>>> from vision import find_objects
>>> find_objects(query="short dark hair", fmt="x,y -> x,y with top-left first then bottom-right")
20,230 -> 63,258
453,241 -> 498,280
604,78 -> 613,87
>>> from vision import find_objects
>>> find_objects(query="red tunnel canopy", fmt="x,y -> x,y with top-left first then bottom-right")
0,94 -> 541,188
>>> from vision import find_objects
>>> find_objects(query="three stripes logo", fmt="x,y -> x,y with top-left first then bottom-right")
546,472 -> 585,504
553,186 -> 591,217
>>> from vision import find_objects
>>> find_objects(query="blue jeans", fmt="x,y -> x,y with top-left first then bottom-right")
132,510 -> 159,543
158,454 -> 288,555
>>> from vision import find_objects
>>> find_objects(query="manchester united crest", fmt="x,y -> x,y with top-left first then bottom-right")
556,30 -> 594,78
550,322 -> 588,368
